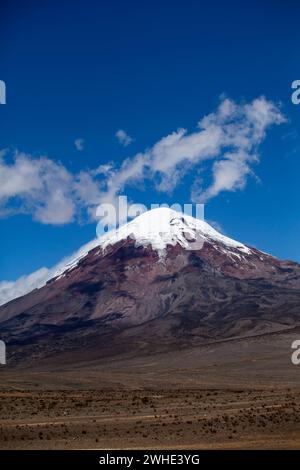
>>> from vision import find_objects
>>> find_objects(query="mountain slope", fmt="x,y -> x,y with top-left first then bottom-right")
1,208 -> 300,364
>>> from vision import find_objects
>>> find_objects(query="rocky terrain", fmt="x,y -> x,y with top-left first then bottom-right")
0,208 -> 300,366
0,388 -> 300,450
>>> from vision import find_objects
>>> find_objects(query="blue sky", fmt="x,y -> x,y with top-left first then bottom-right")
0,0 -> 300,290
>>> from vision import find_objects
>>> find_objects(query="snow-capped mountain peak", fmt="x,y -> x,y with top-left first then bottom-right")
1,208 -> 300,364
53,207 -> 251,278
0,208 -> 251,306
99,207 -> 251,254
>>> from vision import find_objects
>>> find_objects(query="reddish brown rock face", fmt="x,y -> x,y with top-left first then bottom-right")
1,234 -> 300,365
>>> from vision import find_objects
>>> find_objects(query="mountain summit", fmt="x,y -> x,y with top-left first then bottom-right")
53,207 -> 251,280
1,208 -> 300,365
94,207 -> 251,254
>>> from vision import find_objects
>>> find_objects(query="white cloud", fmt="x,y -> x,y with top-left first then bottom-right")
0,268 -> 51,307
115,129 -> 134,147
0,97 -> 285,227
103,97 -> 285,205
74,138 -> 84,151
0,152 -> 77,224
0,151 -> 107,225
199,151 -> 252,202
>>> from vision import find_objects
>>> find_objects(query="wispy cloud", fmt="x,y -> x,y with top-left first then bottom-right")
0,152 -> 75,224
0,268 -> 51,306
104,97 -> 285,209
115,129 -> 134,147
0,97 -> 285,227
0,238 -> 101,305
74,138 -> 84,151
0,151 -> 105,225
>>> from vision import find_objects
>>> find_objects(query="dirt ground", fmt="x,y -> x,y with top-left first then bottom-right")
0,388 -> 300,449
1,331 -> 300,449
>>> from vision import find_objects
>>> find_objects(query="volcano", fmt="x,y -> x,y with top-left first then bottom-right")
1,207 -> 300,366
